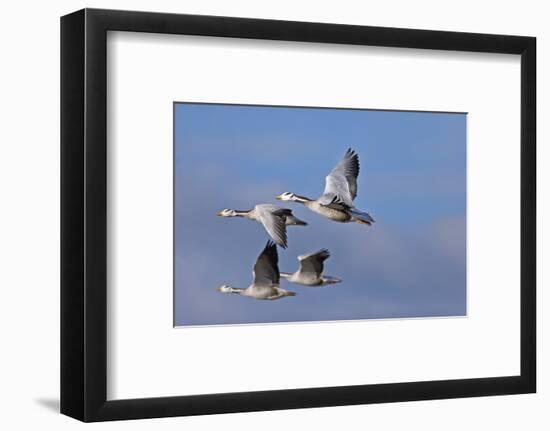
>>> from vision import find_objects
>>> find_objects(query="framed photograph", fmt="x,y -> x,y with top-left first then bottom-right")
61,8 -> 536,422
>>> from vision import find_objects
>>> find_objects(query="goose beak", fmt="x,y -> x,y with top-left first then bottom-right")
216,210 -> 223,216
275,194 -> 283,200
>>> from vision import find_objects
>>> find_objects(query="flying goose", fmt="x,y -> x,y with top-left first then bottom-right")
217,241 -> 296,300
281,249 -> 342,286
217,203 -> 307,248
276,148 -> 375,225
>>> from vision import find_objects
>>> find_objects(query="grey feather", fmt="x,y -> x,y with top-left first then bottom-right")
252,241 -> 280,286
320,148 -> 360,208
255,204 -> 288,248
298,249 -> 330,276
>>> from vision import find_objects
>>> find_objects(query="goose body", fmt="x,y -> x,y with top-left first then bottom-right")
280,249 -> 342,286
302,200 -> 352,222
276,148 -> 375,225
218,241 -> 296,300
217,203 -> 306,248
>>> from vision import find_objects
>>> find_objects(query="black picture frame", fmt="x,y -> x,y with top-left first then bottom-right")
61,8 -> 536,422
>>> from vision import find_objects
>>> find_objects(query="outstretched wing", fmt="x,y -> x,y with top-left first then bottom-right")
253,241 -> 280,286
319,148 -> 360,208
298,249 -> 330,277
255,204 -> 289,248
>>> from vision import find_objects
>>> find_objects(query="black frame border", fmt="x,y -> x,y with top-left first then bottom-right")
61,8 -> 536,422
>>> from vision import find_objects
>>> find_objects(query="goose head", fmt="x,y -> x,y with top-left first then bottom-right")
217,285 -> 234,294
216,208 -> 238,217
276,192 -> 298,202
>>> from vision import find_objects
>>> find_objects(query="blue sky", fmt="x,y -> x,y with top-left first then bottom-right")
174,103 -> 466,326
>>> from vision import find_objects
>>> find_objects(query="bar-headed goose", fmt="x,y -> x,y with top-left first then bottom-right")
281,249 -> 341,286
276,148 -> 375,225
217,241 -> 296,300
217,203 -> 306,248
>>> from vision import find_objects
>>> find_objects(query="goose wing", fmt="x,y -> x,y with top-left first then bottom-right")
255,204 -> 289,248
297,249 -> 330,277
252,241 -> 280,286
319,148 -> 360,208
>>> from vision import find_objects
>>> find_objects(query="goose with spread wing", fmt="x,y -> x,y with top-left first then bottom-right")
276,148 -> 374,225
217,204 -> 306,248
217,241 -> 296,300
281,249 -> 341,286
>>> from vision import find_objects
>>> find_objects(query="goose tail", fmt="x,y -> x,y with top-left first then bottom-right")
350,209 -> 375,225
321,275 -> 342,285
285,215 -> 308,226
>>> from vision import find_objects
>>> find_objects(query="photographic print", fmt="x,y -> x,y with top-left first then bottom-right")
174,103 -> 466,326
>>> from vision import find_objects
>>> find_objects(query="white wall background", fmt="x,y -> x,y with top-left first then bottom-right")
0,0 -> 546,429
